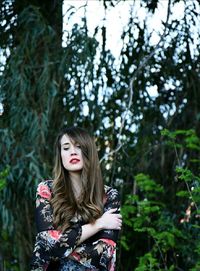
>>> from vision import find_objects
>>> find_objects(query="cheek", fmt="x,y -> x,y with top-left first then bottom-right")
79,151 -> 84,163
61,151 -> 68,166
80,154 -> 85,167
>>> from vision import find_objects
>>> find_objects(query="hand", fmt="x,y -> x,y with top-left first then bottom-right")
96,208 -> 122,231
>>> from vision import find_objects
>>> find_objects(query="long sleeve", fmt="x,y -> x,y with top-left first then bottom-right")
68,186 -> 121,271
97,185 -> 121,242
30,181 -> 82,271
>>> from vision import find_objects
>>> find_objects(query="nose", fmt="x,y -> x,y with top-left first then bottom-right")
70,145 -> 77,155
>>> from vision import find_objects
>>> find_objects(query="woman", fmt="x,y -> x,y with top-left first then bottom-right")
30,127 -> 122,271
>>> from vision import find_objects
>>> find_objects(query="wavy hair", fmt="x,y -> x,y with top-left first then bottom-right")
51,127 -> 104,232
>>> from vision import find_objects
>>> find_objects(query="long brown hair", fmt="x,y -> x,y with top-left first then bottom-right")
51,127 -> 104,232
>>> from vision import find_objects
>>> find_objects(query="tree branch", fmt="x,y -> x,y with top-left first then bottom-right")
100,0 -> 172,164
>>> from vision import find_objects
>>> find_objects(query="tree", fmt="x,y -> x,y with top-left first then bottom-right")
0,1 -> 63,269
0,0 -> 200,270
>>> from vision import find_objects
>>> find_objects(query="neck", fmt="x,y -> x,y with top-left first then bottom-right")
69,171 -> 82,198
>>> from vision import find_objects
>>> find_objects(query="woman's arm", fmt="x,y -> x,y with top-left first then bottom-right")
95,186 -> 121,242
67,187 -> 122,270
30,181 -> 82,270
77,208 -> 122,245
31,182 -> 122,270
70,239 -> 117,271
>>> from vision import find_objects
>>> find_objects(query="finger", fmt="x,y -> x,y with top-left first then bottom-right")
106,208 -> 117,214
117,223 -> 122,230
114,214 -> 122,219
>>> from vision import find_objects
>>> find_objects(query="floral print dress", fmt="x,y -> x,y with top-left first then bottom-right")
30,180 -> 120,271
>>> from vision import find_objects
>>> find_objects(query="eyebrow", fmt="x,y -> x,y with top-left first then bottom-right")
61,140 -> 79,146
61,142 -> 70,146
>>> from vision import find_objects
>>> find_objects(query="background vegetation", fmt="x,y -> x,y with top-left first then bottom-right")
0,0 -> 200,270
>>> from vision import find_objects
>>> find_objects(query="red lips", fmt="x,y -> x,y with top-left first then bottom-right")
69,158 -> 80,164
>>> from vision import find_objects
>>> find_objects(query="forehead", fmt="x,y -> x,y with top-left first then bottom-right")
60,134 -> 74,145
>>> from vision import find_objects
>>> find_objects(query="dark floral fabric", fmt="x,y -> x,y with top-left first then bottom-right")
30,180 -> 120,271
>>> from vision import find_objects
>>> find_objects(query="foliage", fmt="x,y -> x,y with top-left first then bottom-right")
121,130 -> 200,270
0,3 -> 64,269
0,0 -> 200,270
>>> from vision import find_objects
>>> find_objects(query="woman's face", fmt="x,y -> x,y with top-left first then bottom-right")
60,134 -> 84,173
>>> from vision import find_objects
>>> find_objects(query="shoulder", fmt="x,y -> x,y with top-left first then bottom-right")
36,180 -> 53,199
104,185 -> 119,201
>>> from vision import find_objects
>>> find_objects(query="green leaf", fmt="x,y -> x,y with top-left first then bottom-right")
176,190 -> 189,197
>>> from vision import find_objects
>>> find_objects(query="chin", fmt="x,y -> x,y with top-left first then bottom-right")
68,168 -> 83,173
